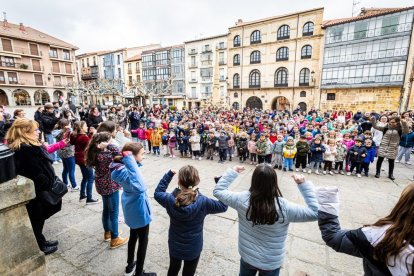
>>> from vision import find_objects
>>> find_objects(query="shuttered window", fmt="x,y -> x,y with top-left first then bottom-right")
1,39 -> 12,52
8,72 -> 18,84
0,71 -> 5,83
32,59 -> 41,71
34,74 -> 43,85
54,76 -> 61,86
65,63 -> 72,74
29,43 -> 39,56
52,62 -> 60,73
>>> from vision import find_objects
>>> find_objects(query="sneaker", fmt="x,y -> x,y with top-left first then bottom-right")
110,236 -> 129,249
141,272 -> 157,276
329,171 -> 334,175
406,161 -> 411,165
347,172 -> 351,176
192,156 -> 195,160
308,170 -> 312,174
172,155 -> 175,158
104,231 -> 111,242
283,168 -> 287,172
315,170 -> 320,175
323,171 -> 327,175
79,195 -> 87,202
86,198 -> 100,205
71,186 -> 80,192
57,160 -> 62,163
288,169 -> 294,172
340,171 -> 345,175
302,169 -> 307,173
365,173 -> 368,177
125,261 -> 136,276
357,174 -> 361,178
52,161 -> 59,165
295,168 -> 299,172
198,157 -> 202,161
395,160 -> 400,163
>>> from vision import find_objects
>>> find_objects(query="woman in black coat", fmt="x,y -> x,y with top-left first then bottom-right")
86,106 -> 103,129
6,118 -> 62,255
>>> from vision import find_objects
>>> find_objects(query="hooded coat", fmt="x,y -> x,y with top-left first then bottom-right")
371,118 -> 409,159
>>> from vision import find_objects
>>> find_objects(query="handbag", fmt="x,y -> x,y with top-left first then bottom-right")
40,176 -> 68,205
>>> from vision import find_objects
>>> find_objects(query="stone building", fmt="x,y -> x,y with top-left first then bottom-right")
184,34 -> 228,109
123,54 -> 142,104
227,8 -> 324,112
0,20 -> 78,106
320,7 -> 414,112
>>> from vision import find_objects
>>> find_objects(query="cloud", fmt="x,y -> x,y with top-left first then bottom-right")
2,0 -> 413,53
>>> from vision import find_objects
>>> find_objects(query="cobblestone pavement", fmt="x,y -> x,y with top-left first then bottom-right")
44,154 -> 413,276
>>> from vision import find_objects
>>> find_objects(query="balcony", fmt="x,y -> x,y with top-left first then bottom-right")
219,60 -> 227,66
274,83 -> 288,87
201,77 -> 212,83
189,63 -> 198,69
250,40 -> 261,45
218,45 -> 226,50
303,31 -> 313,37
52,69 -> 75,76
201,48 -> 212,53
200,60 -> 212,67
233,62 -> 240,66
299,82 -> 309,87
189,79 -> 198,83
128,69 -> 132,74
81,73 -> 99,80
233,43 -> 241,47
301,55 -> 312,59
0,78 -> 46,87
219,76 -> 227,82
188,49 -> 198,55
201,93 -> 212,98
53,82 -> 64,87
249,84 -> 260,88
0,47 -> 42,57
233,85 -> 240,89
0,62 -> 44,72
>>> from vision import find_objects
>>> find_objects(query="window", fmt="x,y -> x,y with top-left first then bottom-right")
34,74 -> 43,85
381,15 -> 399,36
219,52 -> 225,64
190,56 -> 196,66
136,62 -> 140,71
249,70 -> 260,88
327,93 -> 336,100
274,68 -> 288,87
128,63 -> 132,73
233,54 -> 240,66
299,68 -> 310,86
303,22 -> 314,36
49,48 -> 58,58
232,102 -> 240,110
354,21 -> 368,40
7,72 -> 18,84
300,91 -> 306,97
234,92 -> 238,98
233,35 -> 241,47
301,45 -> 312,59
2,56 -> 15,67
0,71 -> 4,84
82,60 -> 84,67
220,86 -> 225,97
277,25 -> 290,40
129,76 -> 133,85
118,68 -> 122,78
250,51 -> 261,64
233,73 -> 240,88
191,87 -> 197,98
276,47 -> 289,61
250,30 -> 261,44
29,43 -> 39,56
54,76 -> 61,86
63,50 -> 70,60
219,42 -> 225,49
1,38 -> 13,52
117,55 -> 121,65
87,58 -> 89,67
52,62 -> 60,73
93,57 -> 96,66
65,63 -> 72,74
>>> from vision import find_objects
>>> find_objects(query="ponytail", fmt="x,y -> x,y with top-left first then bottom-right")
175,165 -> 200,207
175,189 -> 198,207
85,132 -> 112,168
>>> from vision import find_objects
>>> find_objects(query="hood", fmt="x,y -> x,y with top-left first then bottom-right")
168,188 -> 204,221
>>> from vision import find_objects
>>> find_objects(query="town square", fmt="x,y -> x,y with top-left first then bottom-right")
0,0 -> 414,275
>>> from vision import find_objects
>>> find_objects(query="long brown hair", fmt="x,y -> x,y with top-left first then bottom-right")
5,118 -> 41,150
246,164 -> 284,226
113,142 -> 144,163
372,183 -> 414,273
85,132 -> 112,168
72,121 -> 86,136
175,165 -> 200,207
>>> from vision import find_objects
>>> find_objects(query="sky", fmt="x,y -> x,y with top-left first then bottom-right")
2,0 -> 413,53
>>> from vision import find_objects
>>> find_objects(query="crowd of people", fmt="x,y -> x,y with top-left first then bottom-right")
0,101 -> 413,276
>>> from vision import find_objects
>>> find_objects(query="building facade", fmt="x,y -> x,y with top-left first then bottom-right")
227,8 -> 324,112
124,54 -> 142,104
0,20 -> 78,106
184,34 -> 228,108
170,45 -> 186,108
320,7 -> 414,112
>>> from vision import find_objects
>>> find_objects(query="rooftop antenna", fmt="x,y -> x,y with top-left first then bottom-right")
352,0 -> 361,17
3,12 -> 6,21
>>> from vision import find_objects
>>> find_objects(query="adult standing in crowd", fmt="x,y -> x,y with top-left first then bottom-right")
41,103 -> 61,163
6,118 -> 64,255
371,116 -> 409,180
86,106 -> 103,129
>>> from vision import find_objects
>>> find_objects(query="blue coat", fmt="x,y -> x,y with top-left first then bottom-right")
399,131 -> 414,148
154,171 -> 227,261
110,155 -> 152,229
363,146 -> 375,164
310,143 -> 325,162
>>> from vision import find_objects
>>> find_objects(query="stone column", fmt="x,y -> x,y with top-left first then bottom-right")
0,176 -> 46,276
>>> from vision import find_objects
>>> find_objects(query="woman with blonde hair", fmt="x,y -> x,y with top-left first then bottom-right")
317,184 -> 414,275
5,118 -> 63,255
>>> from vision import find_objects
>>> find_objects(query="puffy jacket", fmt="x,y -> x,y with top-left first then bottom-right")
213,168 -> 318,270
399,131 -> 414,148
256,140 -> 268,156
342,139 -> 355,151
217,135 -> 229,150
248,140 -> 257,154
236,137 -> 248,152
131,127 -> 146,140
154,171 -> 227,261
296,141 -> 309,156
349,145 -> 367,163
110,154 -> 152,229
335,145 -> 348,162
363,146 -> 376,164
310,143 -> 326,162
189,135 -> 201,151
323,145 -> 337,162
151,132 -> 162,147
145,129 -> 152,141
272,140 -> 285,154
40,111 -> 59,134
206,135 -> 217,149
372,118 -> 409,159
168,135 -> 177,148
283,144 -> 297,158
177,136 -> 189,152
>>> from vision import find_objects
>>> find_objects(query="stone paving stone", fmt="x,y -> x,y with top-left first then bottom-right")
43,154 -> 410,275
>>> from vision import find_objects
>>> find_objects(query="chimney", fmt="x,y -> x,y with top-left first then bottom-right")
235,19 -> 243,26
2,11 -> 9,28
360,7 -> 366,16
19,22 -> 25,31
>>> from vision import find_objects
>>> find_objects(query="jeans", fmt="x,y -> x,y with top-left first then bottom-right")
239,259 -> 280,276
79,164 -> 94,199
62,157 -> 77,188
168,255 -> 200,276
396,146 -> 412,162
219,148 -> 227,161
310,161 -> 321,171
102,191 -> 120,239
45,133 -> 58,161
153,146 -> 160,155
283,158 -> 293,170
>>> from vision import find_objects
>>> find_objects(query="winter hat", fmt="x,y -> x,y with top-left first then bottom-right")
287,136 -> 294,141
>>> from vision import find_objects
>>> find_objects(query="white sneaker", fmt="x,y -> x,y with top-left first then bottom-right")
302,169 -> 307,173
308,170 -> 312,174
357,174 -> 361,178
198,157 -> 202,161
295,168 -> 299,172
71,186 -> 80,192
315,170 -> 320,175
329,171 -> 333,175
347,172 -> 351,176
395,160 -> 400,163
406,161 -> 411,165
192,156 -> 195,160
323,171 -> 327,175
172,155 -> 176,158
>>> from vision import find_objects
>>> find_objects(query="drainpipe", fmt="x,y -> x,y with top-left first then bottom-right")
292,14 -> 300,113
241,26 -> 244,109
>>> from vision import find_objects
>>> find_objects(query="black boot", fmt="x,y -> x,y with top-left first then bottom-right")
43,240 -> 59,247
388,175 -> 395,180
375,172 -> 380,178
40,244 -> 58,255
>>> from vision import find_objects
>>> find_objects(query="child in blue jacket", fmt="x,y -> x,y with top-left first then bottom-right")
361,138 -> 375,177
154,165 -> 227,276
110,142 -> 156,276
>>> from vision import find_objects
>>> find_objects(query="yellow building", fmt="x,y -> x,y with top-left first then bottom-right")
227,8 -> 324,112
123,54 -> 142,104
0,20 -> 78,106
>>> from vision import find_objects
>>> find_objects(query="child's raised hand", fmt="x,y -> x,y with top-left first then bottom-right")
233,165 -> 245,173
171,170 -> 177,175
97,142 -> 109,149
291,174 -> 305,184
